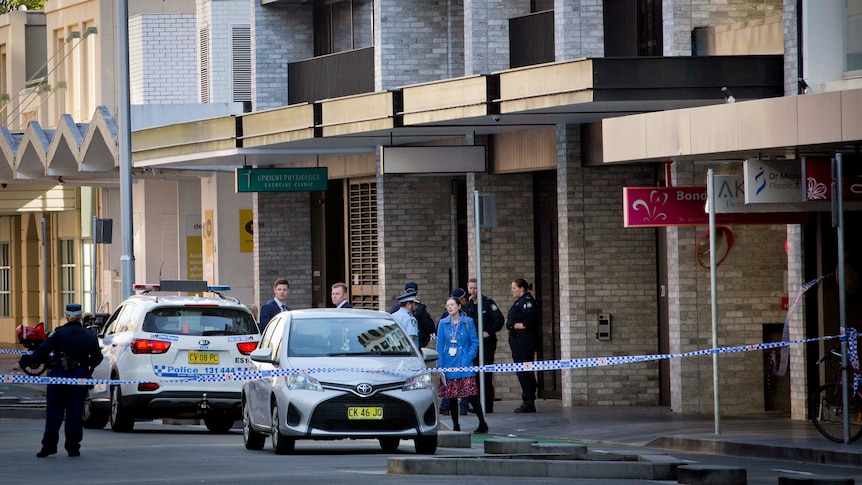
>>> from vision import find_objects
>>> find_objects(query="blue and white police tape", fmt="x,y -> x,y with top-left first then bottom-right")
1,332 -> 847,387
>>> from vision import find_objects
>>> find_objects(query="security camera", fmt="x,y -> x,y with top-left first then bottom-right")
492,114 -> 501,122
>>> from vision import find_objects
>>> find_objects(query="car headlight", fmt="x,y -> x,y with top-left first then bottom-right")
285,373 -> 323,391
402,372 -> 433,391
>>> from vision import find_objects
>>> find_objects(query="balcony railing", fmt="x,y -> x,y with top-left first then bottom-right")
287,47 -> 374,105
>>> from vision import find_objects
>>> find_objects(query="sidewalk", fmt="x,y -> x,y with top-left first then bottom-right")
3,343 -> 861,466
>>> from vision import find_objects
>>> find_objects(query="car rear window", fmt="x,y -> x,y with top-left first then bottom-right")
288,317 -> 416,357
142,307 -> 258,336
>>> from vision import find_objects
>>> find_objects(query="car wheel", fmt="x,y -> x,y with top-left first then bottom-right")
243,400 -> 265,450
270,402 -> 295,455
204,413 -> 235,433
82,396 -> 109,430
110,384 -> 135,432
378,437 -> 400,452
414,435 -> 437,455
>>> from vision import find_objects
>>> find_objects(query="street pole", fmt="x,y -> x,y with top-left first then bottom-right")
707,169 -> 721,435
41,218 -> 48,326
474,189 -> 486,414
91,216 -> 97,314
117,0 -> 135,297
833,154 -> 850,444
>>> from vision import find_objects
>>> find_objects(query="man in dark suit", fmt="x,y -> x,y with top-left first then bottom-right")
259,278 -> 290,333
331,282 -> 352,308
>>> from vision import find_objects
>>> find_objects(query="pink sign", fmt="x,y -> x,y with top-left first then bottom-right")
623,186 -> 807,228
803,156 -> 862,201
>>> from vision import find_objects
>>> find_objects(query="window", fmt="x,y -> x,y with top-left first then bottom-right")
231,25 -> 251,103
848,0 -> 862,73
200,26 -> 210,103
0,242 -> 9,317
313,0 -> 373,57
59,239 -> 76,309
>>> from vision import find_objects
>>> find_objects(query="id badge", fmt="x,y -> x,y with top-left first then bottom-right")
448,346 -> 457,357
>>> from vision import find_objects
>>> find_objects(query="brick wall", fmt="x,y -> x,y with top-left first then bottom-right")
466,172 -> 536,401
377,173 -> 455,315
555,0 -> 605,59
375,0 -> 464,90
200,0 -> 250,104
252,3 -> 312,110
253,191 -> 312,310
463,0 -> 529,75
557,124 -> 660,406
129,14 -> 197,104
668,162 -> 788,415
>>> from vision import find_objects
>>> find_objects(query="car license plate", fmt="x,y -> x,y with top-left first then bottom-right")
347,407 -> 383,420
188,352 -> 219,364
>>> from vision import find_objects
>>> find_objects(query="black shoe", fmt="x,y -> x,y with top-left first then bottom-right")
452,424 -> 461,432
36,449 -> 56,458
514,402 -> 536,413
474,422 -> 489,434
459,409 -> 468,415
68,450 -> 81,457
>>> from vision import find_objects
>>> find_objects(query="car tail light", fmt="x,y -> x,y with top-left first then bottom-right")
138,382 -> 160,391
237,341 -> 258,355
130,339 -> 171,354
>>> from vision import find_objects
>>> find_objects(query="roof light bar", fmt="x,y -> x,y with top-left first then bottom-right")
133,282 -> 231,293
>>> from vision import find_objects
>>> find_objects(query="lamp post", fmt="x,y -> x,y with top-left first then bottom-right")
117,0 -> 135,297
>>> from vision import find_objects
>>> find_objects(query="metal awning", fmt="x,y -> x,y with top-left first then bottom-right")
0,55 -> 786,183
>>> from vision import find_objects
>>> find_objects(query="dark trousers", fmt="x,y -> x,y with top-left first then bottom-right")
42,384 -> 88,453
509,333 -> 537,402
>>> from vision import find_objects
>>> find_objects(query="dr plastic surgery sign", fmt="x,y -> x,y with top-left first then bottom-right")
236,168 -> 327,192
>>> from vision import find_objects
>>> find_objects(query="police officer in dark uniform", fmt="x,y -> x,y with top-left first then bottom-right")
13,303 -> 103,457
506,278 -> 540,413
462,279 -> 505,413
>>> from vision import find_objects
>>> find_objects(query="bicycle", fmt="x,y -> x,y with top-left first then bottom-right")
809,346 -> 862,443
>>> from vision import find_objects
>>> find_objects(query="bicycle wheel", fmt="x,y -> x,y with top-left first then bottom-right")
809,382 -> 862,443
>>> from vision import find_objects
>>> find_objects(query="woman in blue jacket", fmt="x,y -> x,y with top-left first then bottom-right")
436,296 -> 488,433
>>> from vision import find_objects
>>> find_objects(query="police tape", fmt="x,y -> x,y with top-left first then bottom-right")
1,333 -> 845,387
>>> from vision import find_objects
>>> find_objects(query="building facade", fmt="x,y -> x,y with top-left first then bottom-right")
1,0 -> 858,421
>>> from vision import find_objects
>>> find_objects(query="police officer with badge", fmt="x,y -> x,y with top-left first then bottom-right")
13,303 -> 103,457
463,279 -> 505,413
506,278 -> 540,413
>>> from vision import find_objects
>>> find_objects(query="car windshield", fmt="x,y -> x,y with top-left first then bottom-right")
142,307 -> 258,336
288,317 -> 417,357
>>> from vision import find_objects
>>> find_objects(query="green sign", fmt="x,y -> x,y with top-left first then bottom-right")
236,167 -> 328,192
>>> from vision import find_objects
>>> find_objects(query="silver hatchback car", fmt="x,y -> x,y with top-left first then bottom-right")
242,308 -> 439,454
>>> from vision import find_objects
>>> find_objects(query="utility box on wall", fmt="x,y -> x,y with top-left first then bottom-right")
596,313 -> 611,341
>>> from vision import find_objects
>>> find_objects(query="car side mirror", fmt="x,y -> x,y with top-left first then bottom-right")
250,347 -> 274,364
420,347 -> 439,363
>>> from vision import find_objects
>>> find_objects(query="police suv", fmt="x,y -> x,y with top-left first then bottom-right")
83,280 -> 260,432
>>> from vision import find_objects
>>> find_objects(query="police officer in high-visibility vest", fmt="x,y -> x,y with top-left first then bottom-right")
13,303 -> 103,458
506,278 -> 540,413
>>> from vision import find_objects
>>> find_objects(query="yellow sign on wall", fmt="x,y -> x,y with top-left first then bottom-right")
187,236 -> 203,280
204,210 -> 214,264
240,209 -> 254,253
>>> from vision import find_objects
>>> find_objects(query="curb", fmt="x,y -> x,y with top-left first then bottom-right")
649,436 -> 862,467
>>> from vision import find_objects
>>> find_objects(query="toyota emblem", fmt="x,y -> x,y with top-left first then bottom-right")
355,383 -> 373,395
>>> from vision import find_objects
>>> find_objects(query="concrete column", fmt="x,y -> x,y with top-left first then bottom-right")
251,2 -> 312,110
374,0 -> 464,90
554,0 -> 605,60
463,0 -> 530,75
201,173 -> 254,304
